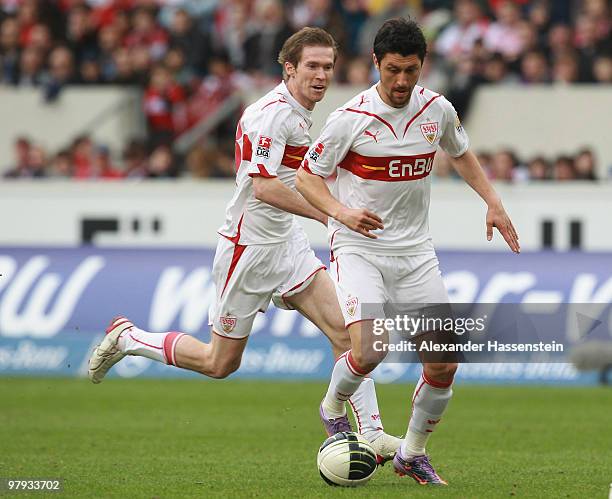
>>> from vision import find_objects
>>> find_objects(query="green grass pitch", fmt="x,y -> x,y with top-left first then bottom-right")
1,378 -> 610,498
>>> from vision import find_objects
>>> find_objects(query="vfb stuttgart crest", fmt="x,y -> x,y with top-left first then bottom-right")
309,142 -> 325,162
256,136 -> 272,158
346,296 -> 358,317
220,315 -> 237,333
420,122 -> 438,145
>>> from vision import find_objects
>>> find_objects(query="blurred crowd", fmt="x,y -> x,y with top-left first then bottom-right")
433,146 -> 600,182
1,0 -> 610,180
4,133 -> 601,182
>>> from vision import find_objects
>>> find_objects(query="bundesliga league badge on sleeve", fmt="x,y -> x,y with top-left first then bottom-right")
309,142 -> 325,162
256,136 -> 272,158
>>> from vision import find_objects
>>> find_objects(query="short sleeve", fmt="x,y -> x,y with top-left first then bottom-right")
301,109 -> 354,178
247,106 -> 293,178
438,97 -> 469,158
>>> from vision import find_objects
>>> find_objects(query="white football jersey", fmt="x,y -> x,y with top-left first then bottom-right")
303,83 -> 469,256
218,82 -> 312,245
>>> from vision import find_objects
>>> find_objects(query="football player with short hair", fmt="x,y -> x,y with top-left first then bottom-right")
88,27 -> 401,462
297,18 -> 519,485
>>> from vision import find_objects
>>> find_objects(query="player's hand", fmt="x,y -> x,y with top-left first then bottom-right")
486,203 -> 520,253
336,207 -> 384,239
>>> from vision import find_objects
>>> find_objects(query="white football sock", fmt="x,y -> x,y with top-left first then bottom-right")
321,350 -> 368,418
401,372 -> 453,458
348,377 -> 385,441
119,326 -> 185,366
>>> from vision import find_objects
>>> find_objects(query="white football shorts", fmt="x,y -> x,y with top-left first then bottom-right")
209,224 -> 325,339
330,251 -> 449,327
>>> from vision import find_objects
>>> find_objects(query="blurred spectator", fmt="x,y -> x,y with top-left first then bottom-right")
15,45 -> 44,86
122,138 -> 149,178
574,148 -> 597,181
3,137 -> 42,178
527,0 -> 551,47
108,47 -> 137,84
490,149 -> 518,181
168,8 -> 212,76
78,57 -> 103,84
357,0 -> 417,56
520,49 -> 549,83
125,7 -> 168,61
146,144 -> 179,178
66,5 -> 98,67
593,53 -> 612,82
527,156 -> 550,180
143,63 -> 186,147
164,46 -> 196,87
48,150 -> 73,178
553,155 -> 576,181
482,52 -> 517,83
435,0 -> 488,62
0,17 -> 20,84
483,0 -> 525,60
89,145 -> 124,179
243,0 -> 293,78
43,45 -> 77,100
71,135 -> 95,178
345,56 -> 372,86
552,51 -> 580,83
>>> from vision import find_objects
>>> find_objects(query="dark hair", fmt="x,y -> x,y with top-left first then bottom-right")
373,18 -> 427,63
278,27 -> 337,80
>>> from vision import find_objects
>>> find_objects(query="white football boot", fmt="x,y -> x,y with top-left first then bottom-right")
88,317 -> 132,384
368,432 -> 403,465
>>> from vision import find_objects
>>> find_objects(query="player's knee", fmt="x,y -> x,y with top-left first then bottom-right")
350,348 -> 384,374
200,355 -> 242,379
207,360 -> 240,379
424,362 -> 457,382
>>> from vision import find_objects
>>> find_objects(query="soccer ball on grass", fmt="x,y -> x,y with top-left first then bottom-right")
317,431 -> 377,487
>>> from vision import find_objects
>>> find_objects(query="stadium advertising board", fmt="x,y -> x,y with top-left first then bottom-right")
0,247 -> 609,384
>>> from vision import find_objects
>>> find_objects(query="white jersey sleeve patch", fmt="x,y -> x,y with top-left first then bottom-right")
247,105 -> 293,177
438,96 -> 469,158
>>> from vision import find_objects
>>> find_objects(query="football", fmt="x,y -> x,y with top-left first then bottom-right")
317,431 -> 378,487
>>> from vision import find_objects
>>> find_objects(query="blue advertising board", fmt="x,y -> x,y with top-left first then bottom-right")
0,247 -> 609,384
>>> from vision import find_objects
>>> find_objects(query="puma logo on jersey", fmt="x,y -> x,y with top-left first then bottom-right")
420,122 -> 438,145
363,130 -> 380,143
357,95 -> 369,107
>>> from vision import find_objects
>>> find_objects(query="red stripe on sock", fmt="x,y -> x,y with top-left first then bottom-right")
170,333 -> 185,366
129,333 -> 162,350
163,332 -> 181,366
347,351 -> 369,376
422,371 -> 454,389
347,398 -> 363,433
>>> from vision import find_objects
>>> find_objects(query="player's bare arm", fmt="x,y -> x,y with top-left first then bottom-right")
450,149 -> 520,253
252,175 -> 328,225
296,169 -> 384,238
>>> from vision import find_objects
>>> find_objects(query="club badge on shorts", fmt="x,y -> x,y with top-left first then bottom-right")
256,136 -> 272,158
420,122 -> 438,145
220,316 -> 237,333
346,296 -> 358,317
